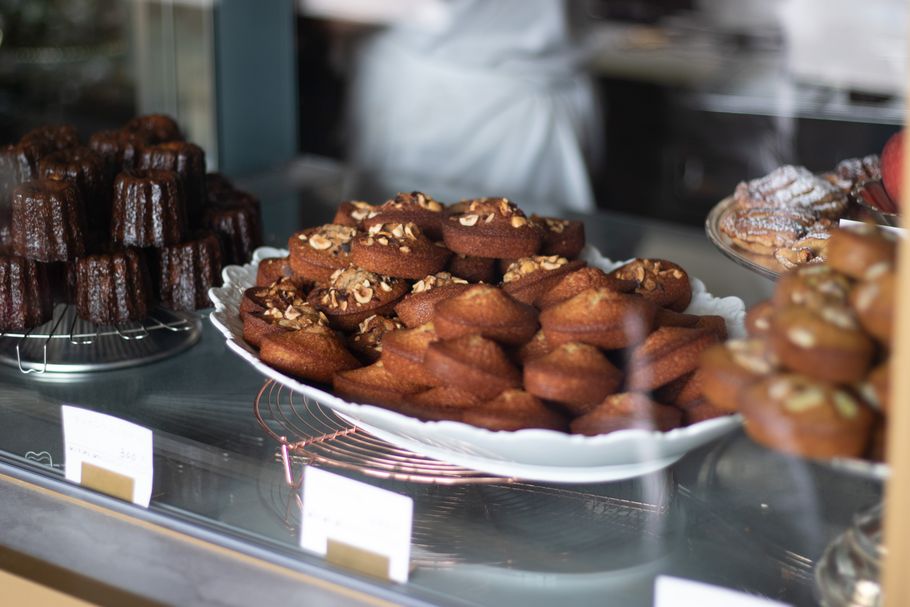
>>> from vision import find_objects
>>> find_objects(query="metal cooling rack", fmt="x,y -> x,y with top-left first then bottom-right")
254,378 -> 678,570
254,379 -> 510,485
0,303 -> 202,374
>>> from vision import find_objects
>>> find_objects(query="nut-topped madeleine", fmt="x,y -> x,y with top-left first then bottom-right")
333,200 -> 375,227
363,191 -> 445,240
501,254 -> 585,305
442,197 -> 543,259
351,221 -> 451,279
394,271 -> 471,327
288,223 -> 358,283
529,215 -> 586,259
348,314 -> 405,363
608,258 -> 692,312
307,265 -> 408,331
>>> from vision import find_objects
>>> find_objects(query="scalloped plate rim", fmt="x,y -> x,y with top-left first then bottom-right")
209,245 -> 746,480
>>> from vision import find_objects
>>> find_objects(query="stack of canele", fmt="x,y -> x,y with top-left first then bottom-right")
0,115 -> 262,331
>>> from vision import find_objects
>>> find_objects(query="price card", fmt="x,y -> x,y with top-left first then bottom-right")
655,576 -> 791,607
839,218 -> 904,237
61,405 -> 154,507
300,466 -> 413,583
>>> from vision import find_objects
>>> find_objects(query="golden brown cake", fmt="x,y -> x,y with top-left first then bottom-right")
261,326 -> 360,384
423,334 -> 522,400
461,390 -> 567,432
307,266 -> 408,331
393,272 -> 470,327
380,322 -> 442,387
539,288 -> 656,350
608,258 -> 692,312
351,221 -> 451,279
700,339 -> 778,413
529,215 -> 586,259
363,192 -> 445,240
570,393 -> 682,436
826,226 -> 896,280
288,224 -> 357,283
447,253 -> 498,283
739,374 -> 875,459
347,314 -> 404,362
433,284 -> 538,346
441,197 -> 542,259
535,266 -> 634,310
769,305 -> 874,384
625,327 -> 719,391
523,342 -> 623,415
333,361 -> 425,408
501,256 -> 585,305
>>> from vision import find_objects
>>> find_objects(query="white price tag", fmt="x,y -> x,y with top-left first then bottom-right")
61,405 -> 154,507
839,218 -> 904,237
300,467 -> 413,583
655,576 -> 791,607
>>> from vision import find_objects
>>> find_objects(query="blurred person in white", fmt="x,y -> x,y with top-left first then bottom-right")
343,0 -> 602,215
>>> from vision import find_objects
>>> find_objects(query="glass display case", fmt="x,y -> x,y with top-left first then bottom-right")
0,2 -> 906,606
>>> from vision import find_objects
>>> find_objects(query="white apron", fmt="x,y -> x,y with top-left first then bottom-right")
345,0 -> 601,214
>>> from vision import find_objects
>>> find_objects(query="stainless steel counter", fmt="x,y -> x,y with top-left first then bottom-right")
0,159 -> 881,606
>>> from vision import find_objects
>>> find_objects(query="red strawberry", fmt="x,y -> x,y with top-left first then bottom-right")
880,129 -> 904,209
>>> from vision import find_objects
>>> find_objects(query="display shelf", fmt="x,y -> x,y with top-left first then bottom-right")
0,174 -> 870,606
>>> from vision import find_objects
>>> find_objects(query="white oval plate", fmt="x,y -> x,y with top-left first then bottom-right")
210,246 -> 746,483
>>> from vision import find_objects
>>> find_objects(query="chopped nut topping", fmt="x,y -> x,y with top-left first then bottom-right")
819,306 -> 857,330
377,237 -> 389,246
833,391 -> 859,418
853,283 -> 878,313
400,245 -> 411,254
728,340 -> 774,374
857,382 -> 880,409
502,255 -> 568,282
787,327 -> 816,348
353,287 -> 374,304
301,225 -> 356,254
768,378 -> 792,400
510,215 -> 528,228
865,261 -> 891,280
543,217 -> 567,233
411,272 -> 469,293
308,234 -> 332,250
784,388 -> 825,412
317,267 -> 396,310
348,201 -> 373,221
353,315 -> 405,351
459,214 -> 479,227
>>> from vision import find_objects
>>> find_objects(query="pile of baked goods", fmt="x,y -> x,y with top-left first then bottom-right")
240,192 -> 736,435
0,115 -> 262,331
720,157 -> 882,269
700,224 -> 895,461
